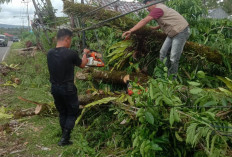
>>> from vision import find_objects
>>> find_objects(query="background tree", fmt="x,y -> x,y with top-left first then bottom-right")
0,0 -> 11,11
204,0 -> 219,9
220,0 -> 232,14
0,0 -> 10,4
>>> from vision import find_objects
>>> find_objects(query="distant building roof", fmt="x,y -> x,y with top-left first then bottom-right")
91,0 -> 145,14
208,8 -> 228,19
4,33 -> 14,37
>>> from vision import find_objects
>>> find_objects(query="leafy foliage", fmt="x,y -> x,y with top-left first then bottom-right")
76,97 -> 118,124
0,0 -> 10,4
107,40 -> 134,71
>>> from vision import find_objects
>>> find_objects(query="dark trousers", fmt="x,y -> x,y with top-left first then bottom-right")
51,83 -> 79,130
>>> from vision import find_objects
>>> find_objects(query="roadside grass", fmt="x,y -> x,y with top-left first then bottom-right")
0,42 -> 98,156
10,42 -> 25,49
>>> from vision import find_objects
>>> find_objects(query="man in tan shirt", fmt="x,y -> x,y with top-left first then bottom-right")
122,0 -> 190,77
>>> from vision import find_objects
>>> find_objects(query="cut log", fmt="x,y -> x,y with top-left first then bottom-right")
13,108 -> 35,119
18,97 -> 50,115
63,1 -> 226,65
19,47 -> 36,51
76,68 -> 149,85
0,123 -> 10,132
0,64 -> 18,76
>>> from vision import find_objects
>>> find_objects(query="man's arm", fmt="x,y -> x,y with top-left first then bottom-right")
122,16 -> 153,39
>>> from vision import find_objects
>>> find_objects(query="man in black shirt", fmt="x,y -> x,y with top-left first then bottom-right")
47,29 -> 87,146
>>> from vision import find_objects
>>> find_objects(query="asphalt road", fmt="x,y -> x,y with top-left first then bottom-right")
0,41 -> 13,62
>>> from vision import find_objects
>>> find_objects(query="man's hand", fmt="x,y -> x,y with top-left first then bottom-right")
150,25 -> 161,30
122,30 -> 132,39
83,48 -> 90,54
79,51 -> 88,68
122,16 -> 153,39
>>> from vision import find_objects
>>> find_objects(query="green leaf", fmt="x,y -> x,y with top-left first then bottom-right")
163,95 -> 173,105
210,135 -> 218,155
145,111 -> 154,125
85,97 -> 117,108
221,98 -> 227,106
173,109 -> 181,122
136,108 -> 144,117
155,96 -> 163,106
206,130 -> 213,150
175,131 -> 183,142
186,123 -> 198,145
203,101 -> 217,107
190,88 -> 203,94
108,40 -> 132,51
218,87 -> 232,96
126,95 -> 134,106
107,47 -> 127,57
154,92 -> 162,99
107,50 -> 125,64
140,141 -> 146,156
75,108 -> 86,125
133,137 -> 139,147
217,76 -> 232,91
197,71 -> 206,78
149,83 -> 154,99
151,143 -> 162,151
188,81 -> 201,86
170,108 -> 174,126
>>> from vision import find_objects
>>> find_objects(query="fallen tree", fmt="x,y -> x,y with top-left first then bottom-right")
76,68 -> 149,85
63,0 -> 225,65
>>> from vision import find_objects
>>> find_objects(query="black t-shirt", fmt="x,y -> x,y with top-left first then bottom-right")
47,47 -> 82,84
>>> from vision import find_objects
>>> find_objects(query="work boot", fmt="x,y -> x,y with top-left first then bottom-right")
58,129 -> 73,146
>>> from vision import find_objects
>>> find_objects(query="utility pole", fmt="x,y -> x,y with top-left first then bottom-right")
21,0 -> 30,31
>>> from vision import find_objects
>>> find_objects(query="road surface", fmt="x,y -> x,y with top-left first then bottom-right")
0,41 -> 13,62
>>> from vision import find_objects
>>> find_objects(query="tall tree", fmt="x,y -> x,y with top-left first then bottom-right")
220,0 -> 232,14
0,0 -> 11,11
204,0 -> 219,9
0,0 -> 10,4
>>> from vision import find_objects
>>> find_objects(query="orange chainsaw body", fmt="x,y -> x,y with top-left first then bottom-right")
86,50 -> 104,67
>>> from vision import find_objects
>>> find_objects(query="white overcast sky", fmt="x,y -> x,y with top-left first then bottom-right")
0,0 -> 134,26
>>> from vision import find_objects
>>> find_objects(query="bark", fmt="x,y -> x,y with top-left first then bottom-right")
17,97 -> 51,116
13,108 -> 35,119
0,64 -> 18,76
19,47 -> 36,51
0,123 -> 10,132
63,1 -> 226,65
76,68 -> 149,84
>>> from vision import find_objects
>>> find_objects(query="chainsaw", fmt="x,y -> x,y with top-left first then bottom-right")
84,49 -> 105,67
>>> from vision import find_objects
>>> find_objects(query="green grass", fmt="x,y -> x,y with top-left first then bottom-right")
10,42 -> 25,49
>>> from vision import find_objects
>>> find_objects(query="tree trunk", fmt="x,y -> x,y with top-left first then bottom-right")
76,68 -> 149,84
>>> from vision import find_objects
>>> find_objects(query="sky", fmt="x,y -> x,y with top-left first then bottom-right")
0,0 -> 134,26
